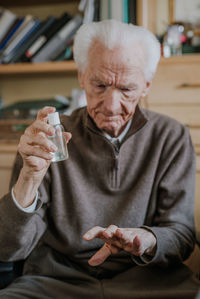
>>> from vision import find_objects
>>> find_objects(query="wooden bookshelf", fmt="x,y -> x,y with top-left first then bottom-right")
0,61 -> 77,75
0,0 -> 79,6
1,54 -> 200,76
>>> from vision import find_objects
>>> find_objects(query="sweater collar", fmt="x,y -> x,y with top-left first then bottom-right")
84,105 -> 148,139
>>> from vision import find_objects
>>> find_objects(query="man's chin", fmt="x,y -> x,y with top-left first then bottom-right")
98,122 -> 121,137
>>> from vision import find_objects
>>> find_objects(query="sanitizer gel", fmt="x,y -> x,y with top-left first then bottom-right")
48,112 -> 69,162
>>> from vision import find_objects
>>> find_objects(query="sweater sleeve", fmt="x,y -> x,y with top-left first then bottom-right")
145,126 -> 196,267
0,153 -> 50,261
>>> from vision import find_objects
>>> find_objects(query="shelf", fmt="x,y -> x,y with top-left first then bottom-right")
160,54 -> 200,65
0,61 -> 77,75
0,0 -> 79,6
1,54 -> 200,76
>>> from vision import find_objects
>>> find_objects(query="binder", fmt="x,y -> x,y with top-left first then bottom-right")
27,13 -> 72,60
10,16 -> 56,63
0,9 -> 17,43
32,14 -> 82,63
0,18 -> 24,51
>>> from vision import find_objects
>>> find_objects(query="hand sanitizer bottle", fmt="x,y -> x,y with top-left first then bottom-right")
48,112 -> 68,162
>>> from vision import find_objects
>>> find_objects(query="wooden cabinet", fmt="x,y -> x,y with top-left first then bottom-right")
147,54 -> 200,126
0,0 -> 80,105
0,144 -> 17,198
146,54 -> 200,243
0,61 -> 79,105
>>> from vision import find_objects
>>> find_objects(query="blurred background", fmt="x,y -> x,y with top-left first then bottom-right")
0,0 -> 199,227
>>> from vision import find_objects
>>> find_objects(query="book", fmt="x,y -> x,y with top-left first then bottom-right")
110,0 -> 123,21
0,17 -> 24,51
25,13 -> 72,60
0,15 -> 33,60
9,16 -> 56,63
1,19 -> 41,64
53,43 -> 73,61
32,14 -> 82,63
93,0 -> 100,21
79,0 -> 96,23
0,8 -> 4,19
128,0 -> 137,24
100,0 -> 109,20
0,9 -> 17,43
123,0 -> 129,23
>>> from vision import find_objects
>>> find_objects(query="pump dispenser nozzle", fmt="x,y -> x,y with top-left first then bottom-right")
48,112 -> 68,162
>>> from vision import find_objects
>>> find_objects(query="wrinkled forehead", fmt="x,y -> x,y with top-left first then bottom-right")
87,40 -> 146,73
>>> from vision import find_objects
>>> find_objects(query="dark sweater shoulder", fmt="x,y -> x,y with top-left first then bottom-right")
141,108 -> 189,138
60,107 -> 87,134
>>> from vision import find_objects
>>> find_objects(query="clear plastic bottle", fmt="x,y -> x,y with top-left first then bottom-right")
47,112 -> 69,162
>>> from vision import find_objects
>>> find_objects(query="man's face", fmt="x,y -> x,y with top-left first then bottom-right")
79,41 -> 150,137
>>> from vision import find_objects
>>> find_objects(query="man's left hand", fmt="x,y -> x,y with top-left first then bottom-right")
83,225 -> 157,266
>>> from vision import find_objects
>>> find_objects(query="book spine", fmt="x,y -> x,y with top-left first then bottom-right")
25,35 -> 47,58
13,16 -> 56,62
128,0 -> 137,24
9,20 -> 43,63
27,14 -> 72,60
0,18 -> 24,51
1,15 -> 33,55
2,19 -> 40,63
100,0 -> 109,20
0,9 -> 16,42
32,14 -> 82,63
123,0 -> 129,23
25,16 -> 56,59
110,0 -> 123,22
2,18 -> 34,58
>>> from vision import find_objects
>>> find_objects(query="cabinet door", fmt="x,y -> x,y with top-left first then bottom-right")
147,56 -> 200,127
195,155 -> 200,243
0,151 -> 16,198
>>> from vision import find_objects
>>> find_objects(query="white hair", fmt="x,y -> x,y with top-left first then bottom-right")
73,19 -> 160,82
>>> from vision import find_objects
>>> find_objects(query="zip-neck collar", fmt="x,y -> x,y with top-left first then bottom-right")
84,105 -> 149,140
103,119 -> 132,144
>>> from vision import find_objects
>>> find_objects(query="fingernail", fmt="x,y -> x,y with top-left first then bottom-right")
89,259 -> 100,266
48,153 -> 54,159
83,233 -> 91,239
50,145 -> 57,152
48,128 -> 55,136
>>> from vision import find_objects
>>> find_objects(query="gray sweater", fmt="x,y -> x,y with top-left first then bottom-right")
0,106 -> 196,274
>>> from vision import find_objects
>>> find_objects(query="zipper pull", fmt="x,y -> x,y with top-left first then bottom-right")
115,155 -> 119,170
113,139 -> 120,155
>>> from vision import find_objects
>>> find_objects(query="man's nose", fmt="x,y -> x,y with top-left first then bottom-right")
103,88 -> 121,115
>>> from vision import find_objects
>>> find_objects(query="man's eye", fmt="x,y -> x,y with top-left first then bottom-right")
120,88 -> 131,92
97,84 -> 106,88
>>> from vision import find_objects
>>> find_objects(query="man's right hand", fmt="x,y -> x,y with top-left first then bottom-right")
13,106 -> 71,208
18,106 -> 57,178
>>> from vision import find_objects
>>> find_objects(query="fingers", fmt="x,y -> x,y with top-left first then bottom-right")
20,133 -> 57,152
83,226 -> 105,240
115,228 -> 156,256
84,226 -> 157,266
25,120 -> 55,137
36,106 -> 56,121
102,224 -> 118,238
88,243 -> 120,266
84,224 -> 123,250
19,143 -> 54,161
63,132 -> 72,143
19,108 -> 72,163
83,225 -> 118,241
132,236 -> 142,256
18,133 -> 57,160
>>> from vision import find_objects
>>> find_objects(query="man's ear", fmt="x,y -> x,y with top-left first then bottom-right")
141,81 -> 151,97
78,71 -> 85,89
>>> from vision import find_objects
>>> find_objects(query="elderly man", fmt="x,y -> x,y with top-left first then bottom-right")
0,20 -> 199,298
